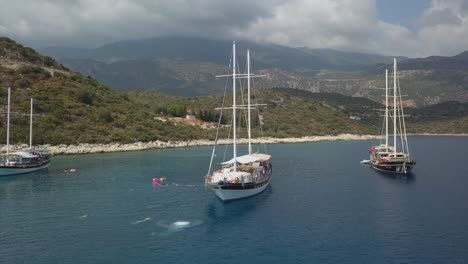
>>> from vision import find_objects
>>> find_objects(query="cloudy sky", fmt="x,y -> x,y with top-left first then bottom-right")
1,0 -> 467,57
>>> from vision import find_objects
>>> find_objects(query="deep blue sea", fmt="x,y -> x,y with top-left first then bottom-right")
1,136 -> 468,264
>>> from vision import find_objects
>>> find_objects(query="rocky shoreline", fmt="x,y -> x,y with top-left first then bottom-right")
1,133 -> 466,156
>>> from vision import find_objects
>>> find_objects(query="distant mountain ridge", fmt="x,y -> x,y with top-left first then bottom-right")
41,36 -> 396,71
41,37 -> 468,106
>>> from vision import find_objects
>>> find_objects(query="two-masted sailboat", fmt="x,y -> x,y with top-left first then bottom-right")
369,59 -> 416,174
205,42 -> 272,201
0,87 -> 51,176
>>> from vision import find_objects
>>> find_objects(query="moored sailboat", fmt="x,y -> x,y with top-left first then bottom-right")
0,88 -> 51,176
205,42 -> 272,201
369,59 -> 416,174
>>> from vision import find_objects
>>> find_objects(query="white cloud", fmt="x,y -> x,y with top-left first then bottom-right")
0,0 -> 467,57
238,0 -> 420,56
415,0 -> 468,56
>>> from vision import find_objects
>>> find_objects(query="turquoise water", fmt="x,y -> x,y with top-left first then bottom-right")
1,136 -> 468,263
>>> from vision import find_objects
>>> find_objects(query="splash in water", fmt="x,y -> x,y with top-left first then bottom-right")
156,219 -> 203,232
79,214 -> 88,219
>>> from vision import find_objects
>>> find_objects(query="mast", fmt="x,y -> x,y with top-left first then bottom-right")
385,69 -> 388,148
232,41 -> 237,172
6,87 -> 11,159
30,98 -> 33,149
393,58 -> 397,155
247,49 -> 252,155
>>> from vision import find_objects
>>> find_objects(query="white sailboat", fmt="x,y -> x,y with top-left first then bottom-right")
369,59 -> 416,174
205,42 -> 272,201
0,88 -> 51,176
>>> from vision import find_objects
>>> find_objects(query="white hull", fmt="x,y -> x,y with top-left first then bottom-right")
213,180 -> 270,201
0,162 -> 50,176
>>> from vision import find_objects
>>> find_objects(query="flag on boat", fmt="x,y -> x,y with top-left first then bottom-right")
259,115 -> 264,126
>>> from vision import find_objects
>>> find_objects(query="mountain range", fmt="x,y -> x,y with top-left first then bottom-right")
41,37 -> 468,107
1,36 -> 466,146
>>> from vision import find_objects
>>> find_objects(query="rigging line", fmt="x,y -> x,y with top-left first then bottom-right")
237,56 -> 249,146
208,56 -> 232,176
222,56 -> 236,165
395,77 -> 405,154
379,107 -> 385,146
377,83 -> 386,146
249,58 -> 261,153
251,74 -> 267,154
222,69 -> 234,167
0,96 -> 6,142
222,112 -> 233,164
397,95 -> 405,153
394,71 -> 406,154
252,85 -> 268,153
238,58 -> 248,138
398,76 -> 410,156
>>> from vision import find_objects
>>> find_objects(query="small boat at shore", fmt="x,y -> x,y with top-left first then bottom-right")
205,42 -> 272,201
0,88 -> 51,176
368,59 -> 415,174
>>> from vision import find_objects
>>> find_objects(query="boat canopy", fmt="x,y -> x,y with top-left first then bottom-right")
221,153 -> 271,165
371,144 -> 396,153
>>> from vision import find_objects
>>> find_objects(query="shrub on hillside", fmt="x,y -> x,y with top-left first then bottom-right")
77,90 -> 94,105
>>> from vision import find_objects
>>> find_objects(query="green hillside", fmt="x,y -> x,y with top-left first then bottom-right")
128,88 -> 374,138
270,88 -> 468,134
0,38 -> 210,145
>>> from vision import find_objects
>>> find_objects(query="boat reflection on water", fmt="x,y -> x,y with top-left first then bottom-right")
375,170 -> 416,184
204,185 -> 273,232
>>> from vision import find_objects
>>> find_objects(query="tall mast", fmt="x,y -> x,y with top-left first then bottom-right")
232,41 -> 237,172
6,87 -> 11,159
30,98 -> 33,149
247,49 -> 252,155
385,69 -> 388,148
393,58 -> 397,155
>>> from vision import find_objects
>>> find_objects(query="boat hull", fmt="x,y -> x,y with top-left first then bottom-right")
213,180 -> 270,201
370,161 -> 416,174
209,171 -> 271,201
0,161 -> 50,176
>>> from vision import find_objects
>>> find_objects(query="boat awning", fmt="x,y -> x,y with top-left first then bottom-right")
221,153 -> 271,165
251,153 -> 271,161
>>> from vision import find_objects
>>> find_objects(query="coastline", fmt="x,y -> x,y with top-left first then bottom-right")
1,133 -> 467,156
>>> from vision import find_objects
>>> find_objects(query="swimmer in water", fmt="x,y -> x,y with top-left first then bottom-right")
152,178 -> 159,186
160,177 -> 169,187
